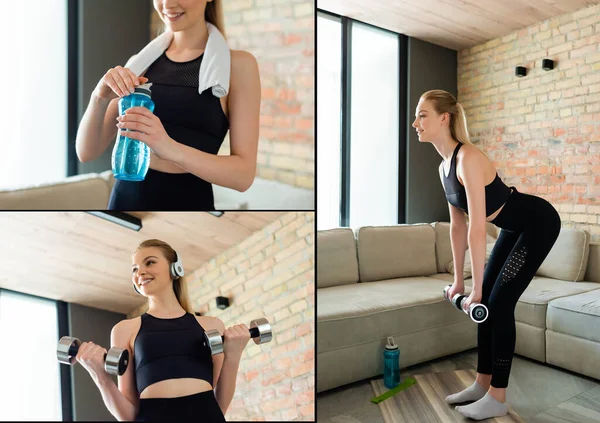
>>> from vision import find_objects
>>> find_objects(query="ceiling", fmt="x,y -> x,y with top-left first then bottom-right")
317,0 -> 600,51
0,212 -> 284,315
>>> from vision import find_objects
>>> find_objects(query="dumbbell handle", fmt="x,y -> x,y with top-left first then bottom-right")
214,327 -> 261,342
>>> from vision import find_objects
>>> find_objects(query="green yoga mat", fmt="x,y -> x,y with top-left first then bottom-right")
371,377 -> 416,404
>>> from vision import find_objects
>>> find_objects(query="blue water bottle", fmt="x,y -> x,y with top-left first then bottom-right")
384,336 -> 400,389
111,82 -> 155,181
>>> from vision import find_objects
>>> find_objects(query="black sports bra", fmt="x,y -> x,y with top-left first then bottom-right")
441,142 -> 512,216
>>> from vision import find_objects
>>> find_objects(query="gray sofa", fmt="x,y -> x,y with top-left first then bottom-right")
316,222 -> 600,393
0,170 -> 314,210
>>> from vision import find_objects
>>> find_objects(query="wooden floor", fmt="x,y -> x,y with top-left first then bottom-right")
317,349 -> 600,423
371,369 -> 525,422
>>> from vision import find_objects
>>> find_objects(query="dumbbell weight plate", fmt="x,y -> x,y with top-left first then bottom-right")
250,318 -> 272,345
469,304 -> 489,323
205,329 -> 224,355
105,348 -> 129,376
57,336 -> 80,365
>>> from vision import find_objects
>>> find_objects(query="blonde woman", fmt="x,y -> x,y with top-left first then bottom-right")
76,0 -> 261,211
413,90 -> 560,420
74,239 -> 251,421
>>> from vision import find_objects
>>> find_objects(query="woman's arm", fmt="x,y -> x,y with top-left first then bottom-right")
440,163 -> 469,283
449,205 -> 469,283
459,149 -> 488,294
76,94 -> 119,163
93,321 -> 139,421
165,50 -> 261,192
209,317 -> 240,415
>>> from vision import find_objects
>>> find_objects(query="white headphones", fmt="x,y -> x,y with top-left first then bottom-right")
170,250 -> 185,279
133,250 -> 184,295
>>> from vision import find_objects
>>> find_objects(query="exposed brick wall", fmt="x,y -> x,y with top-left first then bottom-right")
149,2 -> 314,190
457,4 -> 600,241
128,212 -> 315,421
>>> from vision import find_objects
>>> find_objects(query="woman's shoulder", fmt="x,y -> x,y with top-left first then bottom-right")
230,49 -> 258,66
230,50 -> 259,78
194,314 -> 225,333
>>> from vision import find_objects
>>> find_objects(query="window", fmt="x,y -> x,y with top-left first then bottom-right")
0,0 -> 67,190
316,13 -> 342,230
349,23 -> 399,229
316,12 -> 402,229
0,290 -> 61,420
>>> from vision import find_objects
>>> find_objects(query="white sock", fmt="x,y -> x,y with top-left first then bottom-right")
445,380 -> 487,404
455,392 -> 508,420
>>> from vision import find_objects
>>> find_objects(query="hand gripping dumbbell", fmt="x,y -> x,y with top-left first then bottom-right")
204,318 -> 273,355
57,336 -> 129,376
443,285 -> 489,323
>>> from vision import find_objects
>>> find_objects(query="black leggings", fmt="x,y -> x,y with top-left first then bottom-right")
477,187 -> 561,388
135,390 -> 226,421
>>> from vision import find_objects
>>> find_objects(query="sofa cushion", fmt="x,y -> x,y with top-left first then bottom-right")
0,173 -> 111,210
425,273 -> 473,285
584,243 -> 600,283
536,228 -> 590,281
446,241 -> 496,279
515,278 -> 600,328
357,224 -> 437,282
546,289 -> 600,343
430,222 -> 499,274
317,228 -> 359,289
317,277 -> 474,354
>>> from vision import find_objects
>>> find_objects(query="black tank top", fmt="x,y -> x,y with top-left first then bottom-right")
441,142 -> 512,217
133,312 -> 214,394
143,51 -> 230,156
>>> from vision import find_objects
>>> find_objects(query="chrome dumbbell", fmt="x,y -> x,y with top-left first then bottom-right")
57,336 -> 129,376
204,318 -> 273,355
443,285 -> 489,323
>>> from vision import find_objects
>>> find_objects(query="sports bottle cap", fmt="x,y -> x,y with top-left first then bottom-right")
385,336 -> 398,350
134,82 -> 153,97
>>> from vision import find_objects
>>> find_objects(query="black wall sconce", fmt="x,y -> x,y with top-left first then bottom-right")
216,296 -> 230,310
542,58 -> 555,71
515,66 -> 527,77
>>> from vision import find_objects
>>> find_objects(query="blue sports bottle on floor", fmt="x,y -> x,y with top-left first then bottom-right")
384,336 -> 400,389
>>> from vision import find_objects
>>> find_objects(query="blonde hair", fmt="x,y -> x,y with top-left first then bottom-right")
134,239 -> 193,314
420,89 -> 489,159
159,1 -> 226,39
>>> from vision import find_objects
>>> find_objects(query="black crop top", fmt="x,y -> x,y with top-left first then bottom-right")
441,142 -> 512,217
133,312 -> 214,394
142,51 -> 230,156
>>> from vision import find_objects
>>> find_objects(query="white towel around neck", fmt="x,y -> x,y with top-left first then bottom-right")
124,22 -> 230,98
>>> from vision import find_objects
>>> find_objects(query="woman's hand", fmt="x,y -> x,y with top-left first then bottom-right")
222,324 -> 251,359
447,280 -> 465,301
462,290 -> 483,312
95,65 -> 148,100
75,341 -> 109,383
117,107 -> 177,160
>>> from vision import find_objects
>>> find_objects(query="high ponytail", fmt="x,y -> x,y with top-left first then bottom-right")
421,90 -> 489,159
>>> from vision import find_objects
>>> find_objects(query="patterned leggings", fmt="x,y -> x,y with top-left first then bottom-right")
477,187 -> 561,388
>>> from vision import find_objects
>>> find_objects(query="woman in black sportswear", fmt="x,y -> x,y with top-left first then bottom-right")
413,89 -> 560,420
75,239 -> 251,421
76,0 -> 260,211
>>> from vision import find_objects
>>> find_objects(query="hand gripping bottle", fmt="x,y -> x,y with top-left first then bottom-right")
383,336 -> 400,389
111,82 -> 155,181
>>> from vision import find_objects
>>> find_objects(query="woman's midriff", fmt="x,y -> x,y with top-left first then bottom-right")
139,378 -> 213,399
